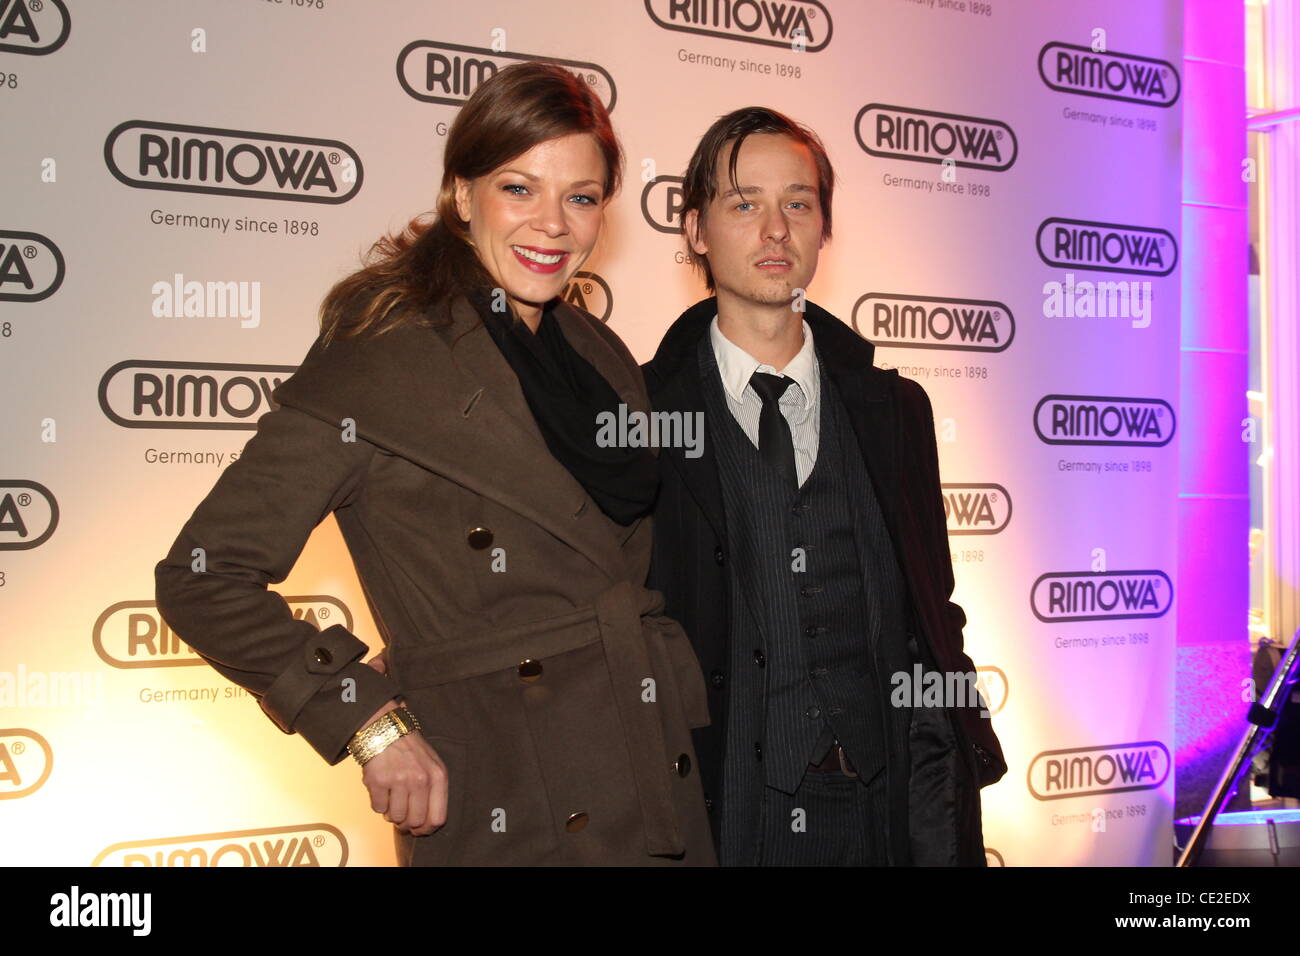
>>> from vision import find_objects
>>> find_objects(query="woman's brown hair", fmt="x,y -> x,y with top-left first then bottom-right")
319,61 -> 623,343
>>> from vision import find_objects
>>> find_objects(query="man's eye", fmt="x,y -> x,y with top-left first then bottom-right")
736,201 -> 753,212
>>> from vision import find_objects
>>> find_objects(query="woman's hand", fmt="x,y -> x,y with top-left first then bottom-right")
358,702 -> 449,837
358,649 -> 448,836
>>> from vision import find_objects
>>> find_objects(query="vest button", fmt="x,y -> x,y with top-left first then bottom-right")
752,649 -> 766,668
804,625 -> 818,638
805,705 -> 821,720
710,669 -> 725,689
753,742 -> 763,761
714,546 -> 725,565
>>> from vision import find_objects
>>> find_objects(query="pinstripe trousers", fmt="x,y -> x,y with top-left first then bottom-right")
753,765 -> 891,866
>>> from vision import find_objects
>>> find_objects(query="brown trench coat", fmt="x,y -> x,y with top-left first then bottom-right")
153,292 -> 717,866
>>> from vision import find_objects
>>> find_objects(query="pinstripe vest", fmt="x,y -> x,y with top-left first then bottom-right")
701,335 -> 912,864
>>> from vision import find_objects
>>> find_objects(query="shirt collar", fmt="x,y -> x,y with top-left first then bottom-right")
709,314 -> 818,410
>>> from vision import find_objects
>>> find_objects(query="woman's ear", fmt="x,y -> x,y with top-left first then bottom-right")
453,176 -> 472,223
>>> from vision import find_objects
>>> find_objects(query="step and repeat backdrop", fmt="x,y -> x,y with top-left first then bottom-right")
3,0 -> 1181,866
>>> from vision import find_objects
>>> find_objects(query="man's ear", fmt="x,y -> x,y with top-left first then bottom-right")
684,208 -> 708,255
454,176 -> 472,222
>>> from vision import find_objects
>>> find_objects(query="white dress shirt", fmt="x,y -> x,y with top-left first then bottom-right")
708,314 -> 821,488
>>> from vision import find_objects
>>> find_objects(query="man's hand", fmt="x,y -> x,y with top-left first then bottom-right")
358,650 -> 447,836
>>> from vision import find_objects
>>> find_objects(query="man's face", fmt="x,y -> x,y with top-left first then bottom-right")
684,133 -> 824,309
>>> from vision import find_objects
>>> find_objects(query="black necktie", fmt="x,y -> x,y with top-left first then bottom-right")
749,371 -> 798,491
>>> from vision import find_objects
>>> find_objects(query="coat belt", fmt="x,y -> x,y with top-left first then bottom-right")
392,580 -> 685,857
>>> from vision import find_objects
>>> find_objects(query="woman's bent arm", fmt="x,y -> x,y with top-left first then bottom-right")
153,404 -> 400,764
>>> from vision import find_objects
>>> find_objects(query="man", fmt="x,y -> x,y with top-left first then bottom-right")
643,107 -> 1007,866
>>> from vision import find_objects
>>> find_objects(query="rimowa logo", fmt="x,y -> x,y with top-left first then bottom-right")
1028,741 -> 1170,800
644,0 -> 831,51
1037,218 -> 1176,277
104,121 -> 363,204
0,0 -> 69,55
855,104 -> 1017,171
1030,570 -> 1173,622
1038,43 -> 1180,107
564,271 -> 612,323
98,361 -> 296,430
92,824 -> 349,867
0,480 -> 58,551
1034,395 -> 1174,447
853,294 -> 1014,353
642,175 -> 685,234
0,728 -> 53,799
943,483 -> 1011,535
93,597 -> 354,669
0,230 -> 65,302
397,41 -> 616,111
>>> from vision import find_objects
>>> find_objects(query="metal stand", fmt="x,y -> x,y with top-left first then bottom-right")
1176,628 -> 1300,867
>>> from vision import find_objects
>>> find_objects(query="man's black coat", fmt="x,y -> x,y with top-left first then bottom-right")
643,297 -> 1009,865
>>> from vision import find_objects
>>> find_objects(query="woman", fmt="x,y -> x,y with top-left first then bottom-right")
153,62 -> 716,866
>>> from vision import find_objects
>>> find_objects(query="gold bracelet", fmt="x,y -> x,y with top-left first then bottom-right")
348,706 -> 421,766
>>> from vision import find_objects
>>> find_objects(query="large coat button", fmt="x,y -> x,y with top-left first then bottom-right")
674,753 -> 691,777
517,659 -> 543,682
565,811 -> 589,832
466,527 -> 493,549
313,647 -> 332,665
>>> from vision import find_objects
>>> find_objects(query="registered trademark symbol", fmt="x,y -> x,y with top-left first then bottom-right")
586,73 -> 596,85
1156,408 -> 1165,417
1158,237 -> 1166,245
989,493 -> 999,503
11,740 -> 24,755
328,152 -> 341,165
313,835 -> 325,847
582,282 -> 593,294
992,311 -> 1001,319
28,0 -> 43,11
319,606 -> 330,619
995,130 -> 1003,139
17,493 -> 31,507
807,8 -> 816,16
22,245 -> 37,259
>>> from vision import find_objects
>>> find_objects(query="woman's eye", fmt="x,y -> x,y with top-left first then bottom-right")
502,184 -> 528,195
570,194 -> 599,205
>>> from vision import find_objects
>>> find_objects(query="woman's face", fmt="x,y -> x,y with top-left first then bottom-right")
454,132 -> 608,330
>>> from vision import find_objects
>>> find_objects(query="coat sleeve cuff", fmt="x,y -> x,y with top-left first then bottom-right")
258,623 -> 400,764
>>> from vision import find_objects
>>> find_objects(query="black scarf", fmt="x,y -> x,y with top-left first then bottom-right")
467,288 -> 659,526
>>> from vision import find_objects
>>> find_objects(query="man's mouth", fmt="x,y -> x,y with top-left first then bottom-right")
755,256 -> 792,272
511,244 -> 569,274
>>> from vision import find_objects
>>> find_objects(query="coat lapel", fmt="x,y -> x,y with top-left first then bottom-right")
271,292 -> 630,580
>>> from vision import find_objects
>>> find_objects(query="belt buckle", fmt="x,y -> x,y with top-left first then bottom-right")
836,743 -> 858,778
